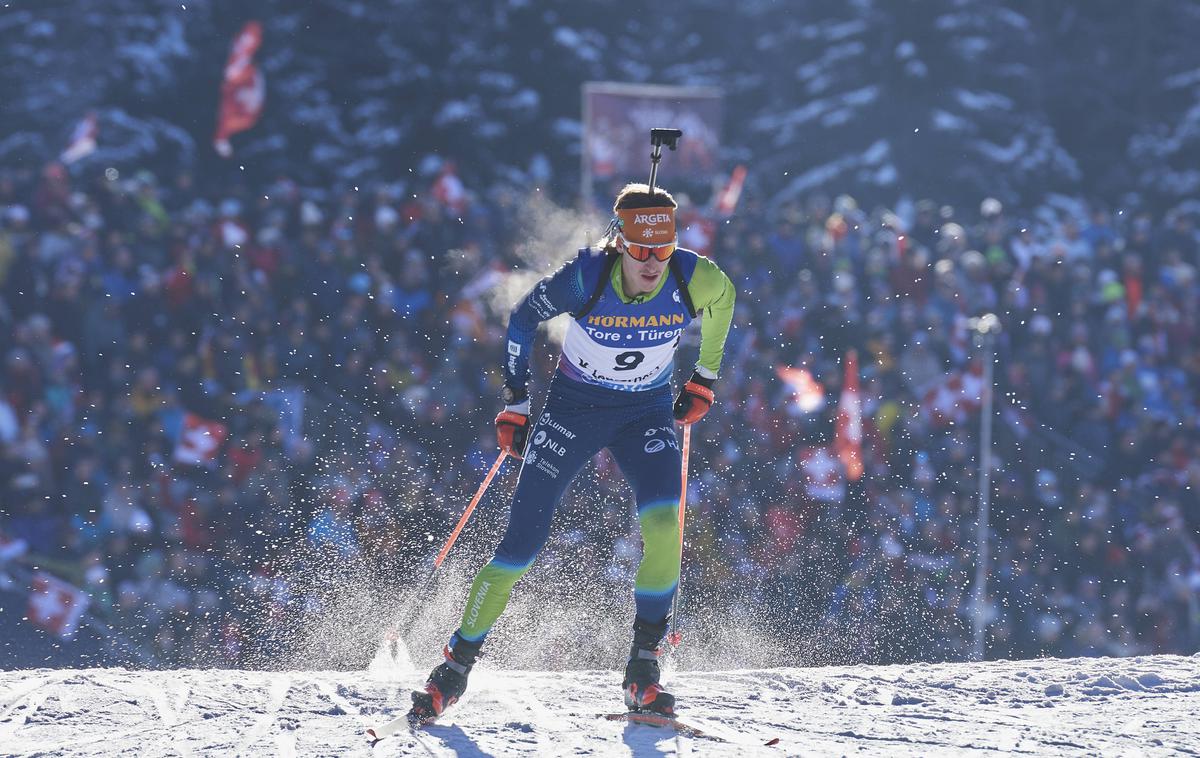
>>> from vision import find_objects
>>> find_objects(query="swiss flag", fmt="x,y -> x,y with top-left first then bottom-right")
174,412 -> 228,467
28,572 -> 89,640
834,349 -> 864,481
213,21 -> 265,157
921,362 -> 984,428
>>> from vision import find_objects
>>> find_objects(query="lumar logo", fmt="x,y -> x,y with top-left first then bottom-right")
634,213 -> 672,224
586,313 -> 684,328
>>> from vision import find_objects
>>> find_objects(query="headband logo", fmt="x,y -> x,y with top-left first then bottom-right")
634,213 -> 672,225
617,206 -> 677,246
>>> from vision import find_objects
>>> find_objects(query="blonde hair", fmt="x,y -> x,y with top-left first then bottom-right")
613,183 -> 678,212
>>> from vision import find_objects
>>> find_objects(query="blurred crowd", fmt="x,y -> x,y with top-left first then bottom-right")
0,160 -> 1197,667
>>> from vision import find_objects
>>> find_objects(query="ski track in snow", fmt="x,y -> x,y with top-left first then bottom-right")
2,654 -> 1200,756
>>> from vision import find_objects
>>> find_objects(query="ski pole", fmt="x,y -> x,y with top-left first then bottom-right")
394,450 -> 508,639
433,450 -> 508,570
667,423 -> 692,648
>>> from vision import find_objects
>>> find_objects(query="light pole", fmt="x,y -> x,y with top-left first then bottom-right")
969,313 -> 1000,662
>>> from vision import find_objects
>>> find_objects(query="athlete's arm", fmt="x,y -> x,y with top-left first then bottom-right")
503,256 -> 591,395
687,256 -> 737,380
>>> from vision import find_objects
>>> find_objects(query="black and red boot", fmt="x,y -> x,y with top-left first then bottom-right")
408,634 -> 483,725
622,617 -> 676,716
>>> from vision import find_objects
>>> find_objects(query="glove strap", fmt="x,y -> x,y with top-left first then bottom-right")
683,381 -> 715,404
496,410 -> 529,426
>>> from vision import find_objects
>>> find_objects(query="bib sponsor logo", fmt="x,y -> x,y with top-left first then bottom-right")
585,313 -> 685,328
584,325 -> 683,344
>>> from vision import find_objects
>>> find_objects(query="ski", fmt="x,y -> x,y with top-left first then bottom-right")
602,712 -> 781,747
365,712 -> 425,744
602,712 -> 721,741
367,689 -> 447,744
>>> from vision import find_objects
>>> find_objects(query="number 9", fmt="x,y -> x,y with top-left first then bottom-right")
613,351 -> 645,371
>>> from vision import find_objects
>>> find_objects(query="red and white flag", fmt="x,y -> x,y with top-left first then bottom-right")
61,111 -> 98,164
713,165 -> 747,218
174,412 -> 228,466
920,362 -> 984,428
213,21 -> 265,157
834,349 -> 864,481
776,365 -> 825,414
28,572 -> 89,640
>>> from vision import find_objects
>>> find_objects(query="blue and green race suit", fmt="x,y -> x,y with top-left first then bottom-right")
456,246 -> 736,643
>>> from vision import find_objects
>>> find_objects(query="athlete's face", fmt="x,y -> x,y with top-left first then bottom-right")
619,241 -> 669,296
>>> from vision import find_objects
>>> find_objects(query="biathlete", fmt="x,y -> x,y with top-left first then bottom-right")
410,182 -> 737,721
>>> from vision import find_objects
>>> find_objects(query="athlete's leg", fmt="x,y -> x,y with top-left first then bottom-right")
607,414 -> 683,627
455,399 -> 605,643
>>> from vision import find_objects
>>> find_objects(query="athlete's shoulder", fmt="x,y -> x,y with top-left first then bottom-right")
574,245 -> 616,268
576,245 -> 610,261
571,245 -> 618,283
671,247 -> 704,277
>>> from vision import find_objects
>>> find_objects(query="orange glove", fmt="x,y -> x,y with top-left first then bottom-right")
672,372 -> 715,425
495,410 -> 529,459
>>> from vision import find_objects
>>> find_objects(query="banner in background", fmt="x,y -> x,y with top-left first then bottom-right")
214,21 -> 265,158
582,82 -> 722,203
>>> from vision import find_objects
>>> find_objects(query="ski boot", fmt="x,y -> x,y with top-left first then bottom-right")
622,617 -> 675,716
408,634 -> 483,725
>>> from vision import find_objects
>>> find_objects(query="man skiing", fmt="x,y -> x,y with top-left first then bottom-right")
409,181 -> 736,723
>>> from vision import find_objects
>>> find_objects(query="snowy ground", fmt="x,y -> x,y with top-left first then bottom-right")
3,650 -> 1200,756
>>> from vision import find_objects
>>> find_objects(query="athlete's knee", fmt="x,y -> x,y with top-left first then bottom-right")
637,499 -> 681,550
492,541 -> 541,573
495,503 -> 553,567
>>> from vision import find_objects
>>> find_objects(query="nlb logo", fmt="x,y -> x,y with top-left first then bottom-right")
634,213 -> 672,225
586,313 -> 685,328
